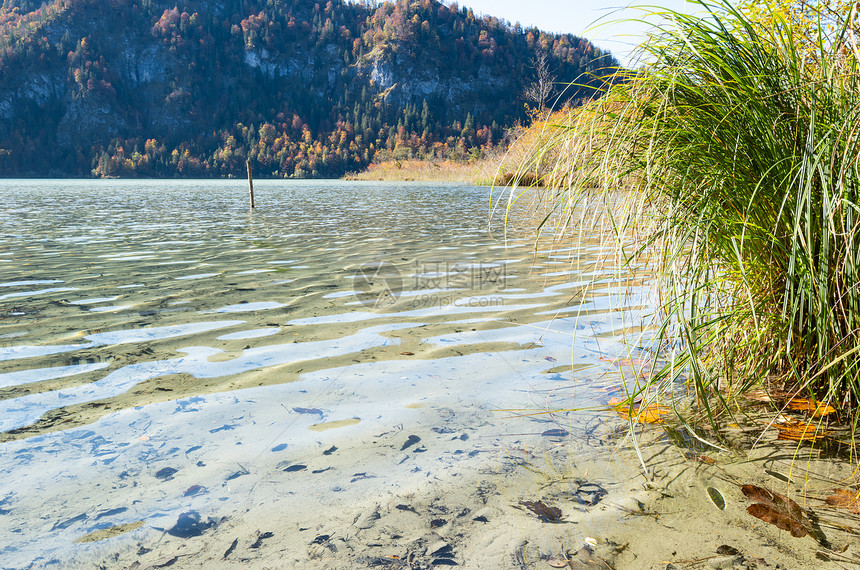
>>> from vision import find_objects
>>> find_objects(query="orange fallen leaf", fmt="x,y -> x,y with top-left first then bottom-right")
776,420 -> 830,442
613,358 -> 649,368
745,391 -> 837,419
600,356 -> 648,365
824,489 -> 860,514
615,403 -> 670,424
399,351 -> 415,356
786,398 -> 836,418
684,451 -> 715,464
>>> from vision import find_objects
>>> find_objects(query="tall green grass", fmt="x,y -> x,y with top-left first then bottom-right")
512,0 -> 860,427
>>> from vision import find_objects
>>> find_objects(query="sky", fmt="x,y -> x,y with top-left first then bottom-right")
457,1 -> 692,67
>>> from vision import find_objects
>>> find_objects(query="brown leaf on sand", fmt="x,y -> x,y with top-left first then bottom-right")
824,489 -> 860,514
786,398 -> 836,418
520,500 -> 563,523
741,485 -> 810,538
776,419 -> 830,442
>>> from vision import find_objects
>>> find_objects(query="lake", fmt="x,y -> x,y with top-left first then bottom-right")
0,180 -> 653,567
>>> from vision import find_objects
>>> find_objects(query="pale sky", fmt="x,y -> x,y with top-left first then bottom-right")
457,1 -> 692,67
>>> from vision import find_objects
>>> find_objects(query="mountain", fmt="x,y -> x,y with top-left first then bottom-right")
0,0 -> 618,178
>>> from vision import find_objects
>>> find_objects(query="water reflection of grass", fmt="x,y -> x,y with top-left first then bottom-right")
507,1 -> 860,448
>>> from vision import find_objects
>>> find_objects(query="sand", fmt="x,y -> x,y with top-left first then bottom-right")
59,410 -> 860,569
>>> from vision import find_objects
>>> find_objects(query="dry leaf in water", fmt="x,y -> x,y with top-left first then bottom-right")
684,451 -> 715,464
776,420 -> 830,442
741,485 -> 810,538
707,487 -> 726,510
614,358 -> 648,367
520,500 -> 563,523
615,403 -> 669,424
824,489 -> 860,514
786,398 -> 836,417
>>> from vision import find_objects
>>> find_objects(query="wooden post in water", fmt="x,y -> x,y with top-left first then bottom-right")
246,158 -> 255,209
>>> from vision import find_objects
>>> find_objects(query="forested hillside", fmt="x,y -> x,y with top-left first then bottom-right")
0,0 -> 617,178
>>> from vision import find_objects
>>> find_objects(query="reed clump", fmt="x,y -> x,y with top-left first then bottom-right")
511,0 -> 860,425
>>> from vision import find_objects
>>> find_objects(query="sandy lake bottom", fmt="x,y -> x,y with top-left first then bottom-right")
0,180 -> 858,569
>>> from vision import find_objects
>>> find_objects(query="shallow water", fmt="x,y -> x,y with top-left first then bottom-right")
0,180 -> 652,566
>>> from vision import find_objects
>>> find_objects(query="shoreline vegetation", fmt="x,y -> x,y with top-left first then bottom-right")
499,0 -> 860,529
344,158 -> 493,183
343,112 -> 565,185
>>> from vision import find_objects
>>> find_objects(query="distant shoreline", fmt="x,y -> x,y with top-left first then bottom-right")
344,159 -> 485,183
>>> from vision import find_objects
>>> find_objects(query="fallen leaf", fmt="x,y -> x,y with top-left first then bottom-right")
746,391 -> 837,419
223,538 -> 238,559
707,487 -> 726,510
154,467 -> 178,480
613,358 -> 649,367
250,531 -> 274,549
520,500 -> 563,523
741,485 -> 810,538
615,403 -> 670,424
786,398 -> 836,418
824,489 -> 860,514
183,484 -> 205,497
167,511 -> 215,538
547,559 -> 570,568
399,351 -> 415,356
684,451 -> 715,464
541,428 -> 569,438
776,420 -> 830,442
400,434 -> 421,450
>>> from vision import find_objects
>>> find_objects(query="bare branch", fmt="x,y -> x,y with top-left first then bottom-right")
522,51 -> 557,113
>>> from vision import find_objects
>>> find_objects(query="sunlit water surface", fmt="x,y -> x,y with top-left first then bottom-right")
0,180 -> 653,566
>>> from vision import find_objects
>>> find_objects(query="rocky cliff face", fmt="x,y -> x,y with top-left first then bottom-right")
0,0 -> 618,177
